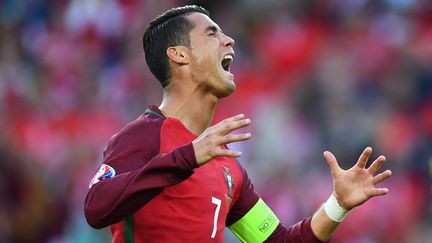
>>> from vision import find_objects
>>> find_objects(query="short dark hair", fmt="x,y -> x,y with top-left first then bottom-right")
143,5 -> 209,87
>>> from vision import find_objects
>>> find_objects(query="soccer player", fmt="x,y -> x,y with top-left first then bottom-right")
84,5 -> 392,243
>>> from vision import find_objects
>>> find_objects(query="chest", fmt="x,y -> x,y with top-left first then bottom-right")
158,119 -> 243,207
165,157 -> 241,210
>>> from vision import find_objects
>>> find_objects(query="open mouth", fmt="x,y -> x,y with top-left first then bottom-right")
221,54 -> 234,72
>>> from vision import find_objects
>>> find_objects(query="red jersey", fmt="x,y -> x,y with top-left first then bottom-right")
85,105 -> 323,243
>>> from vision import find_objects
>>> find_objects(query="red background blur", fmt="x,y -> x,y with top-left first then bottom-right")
0,0 -> 431,242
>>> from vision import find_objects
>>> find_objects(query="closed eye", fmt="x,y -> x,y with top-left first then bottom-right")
205,25 -> 220,36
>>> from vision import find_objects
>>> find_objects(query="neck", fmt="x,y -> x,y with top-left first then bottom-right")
158,86 -> 218,135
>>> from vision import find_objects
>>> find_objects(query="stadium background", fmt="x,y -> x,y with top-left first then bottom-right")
1,0 -> 431,242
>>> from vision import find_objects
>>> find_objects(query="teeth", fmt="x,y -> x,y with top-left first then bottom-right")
222,54 -> 234,71
224,54 -> 233,61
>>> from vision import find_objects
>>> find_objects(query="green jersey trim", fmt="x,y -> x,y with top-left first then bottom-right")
228,198 -> 280,242
145,109 -> 164,118
124,216 -> 135,243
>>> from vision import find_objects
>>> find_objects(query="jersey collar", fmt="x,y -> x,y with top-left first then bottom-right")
145,105 -> 165,118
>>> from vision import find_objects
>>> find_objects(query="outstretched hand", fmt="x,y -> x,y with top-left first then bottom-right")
324,147 -> 392,211
192,114 -> 251,166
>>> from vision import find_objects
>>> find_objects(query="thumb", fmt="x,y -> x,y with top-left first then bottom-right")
323,151 -> 342,177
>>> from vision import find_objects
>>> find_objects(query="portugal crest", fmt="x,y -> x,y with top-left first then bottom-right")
222,165 -> 235,199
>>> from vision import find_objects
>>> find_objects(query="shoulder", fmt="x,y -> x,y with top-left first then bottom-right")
102,111 -> 166,169
111,112 -> 163,147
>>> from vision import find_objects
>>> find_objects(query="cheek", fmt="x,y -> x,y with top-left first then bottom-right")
192,50 -> 206,65
191,40 -> 219,65
192,49 -> 218,71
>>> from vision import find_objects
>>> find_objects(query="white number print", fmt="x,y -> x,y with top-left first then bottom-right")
211,197 -> 222,238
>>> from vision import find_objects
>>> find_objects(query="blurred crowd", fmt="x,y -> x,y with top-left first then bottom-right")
0,0 -> 431,242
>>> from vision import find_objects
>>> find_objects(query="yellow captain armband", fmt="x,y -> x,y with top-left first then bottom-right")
228,198 -> 280,243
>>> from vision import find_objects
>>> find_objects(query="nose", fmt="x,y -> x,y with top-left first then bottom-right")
222,33 -> 235,48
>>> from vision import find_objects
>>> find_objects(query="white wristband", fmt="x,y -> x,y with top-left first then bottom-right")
323,194 -> 350,222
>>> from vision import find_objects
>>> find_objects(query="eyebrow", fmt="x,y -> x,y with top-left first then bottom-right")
204,25 -> 223,34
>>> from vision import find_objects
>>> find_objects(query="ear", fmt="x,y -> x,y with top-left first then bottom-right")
167,46 -> 189,65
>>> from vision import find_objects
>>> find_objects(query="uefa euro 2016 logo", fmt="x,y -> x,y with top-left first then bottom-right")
89,164 -> 116,188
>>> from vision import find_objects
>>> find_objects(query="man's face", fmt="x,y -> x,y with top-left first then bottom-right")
185,13 -> 236,98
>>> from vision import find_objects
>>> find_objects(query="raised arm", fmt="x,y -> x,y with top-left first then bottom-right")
84,144 -> 198,228
228,147 -> 391,243
311,147 -> 392,241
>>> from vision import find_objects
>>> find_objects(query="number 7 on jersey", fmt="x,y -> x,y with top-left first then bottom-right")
211,197 -> 222,238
